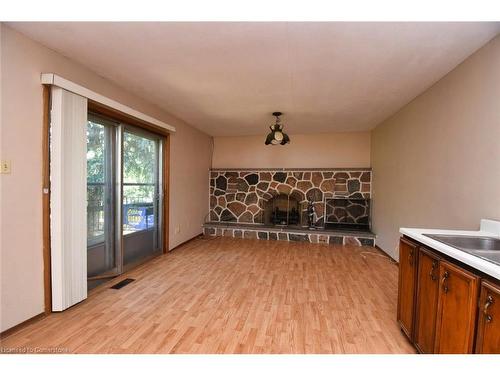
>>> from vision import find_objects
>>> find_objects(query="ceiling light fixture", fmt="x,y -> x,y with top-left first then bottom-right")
265,112 -> 290,145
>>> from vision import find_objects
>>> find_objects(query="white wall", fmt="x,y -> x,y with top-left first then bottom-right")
212,132 -> 371,168
0,24 -> 212,331
371,35 -> 500,260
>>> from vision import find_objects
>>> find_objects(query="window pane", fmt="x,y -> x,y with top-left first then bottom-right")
87,121 -> 105,183
87,184 -> 106,245
86,120 -> 107,246
123,132 -> 156,183
123,185 -> 155,234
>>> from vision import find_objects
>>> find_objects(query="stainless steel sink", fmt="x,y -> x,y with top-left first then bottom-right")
423,234 -> 500,266
423,234 -> 500,250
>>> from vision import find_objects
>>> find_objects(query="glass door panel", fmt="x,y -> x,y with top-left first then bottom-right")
86,112 -> 164,289
86,115 -> 118,280
122,128 -> 162,267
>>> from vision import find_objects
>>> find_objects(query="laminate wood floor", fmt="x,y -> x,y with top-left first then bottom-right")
1,237 -> 415,354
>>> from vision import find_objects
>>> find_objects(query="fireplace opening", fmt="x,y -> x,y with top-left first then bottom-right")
324,198 -> 370,231
263,194 -> 302,226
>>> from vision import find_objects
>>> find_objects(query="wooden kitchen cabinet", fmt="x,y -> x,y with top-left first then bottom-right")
398,236 -> 499,354
414,247 -> 440,353
397,238 -> 419,340
475,280 -> 500,353
434,260 -> 479,353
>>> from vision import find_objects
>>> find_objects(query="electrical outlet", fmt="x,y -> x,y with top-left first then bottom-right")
1,160 -> 11,174
175,225 -> 181,234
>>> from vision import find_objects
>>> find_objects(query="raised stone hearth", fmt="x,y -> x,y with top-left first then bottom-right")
202,222 -> 375,247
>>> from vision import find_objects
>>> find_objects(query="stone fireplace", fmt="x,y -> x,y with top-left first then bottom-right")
205,168 -> 375,246
209,168 -> 371,226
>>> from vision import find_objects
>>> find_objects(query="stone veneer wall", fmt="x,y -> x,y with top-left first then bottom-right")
209,169 -> 372,226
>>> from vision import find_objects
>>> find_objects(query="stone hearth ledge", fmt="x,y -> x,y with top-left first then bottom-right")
202,222 -> 376,247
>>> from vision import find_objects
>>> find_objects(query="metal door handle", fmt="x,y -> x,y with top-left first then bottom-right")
429,260 -> 437,281
484,295 -> 494,323
441,271 -> 449,293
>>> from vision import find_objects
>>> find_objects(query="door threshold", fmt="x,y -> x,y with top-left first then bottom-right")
87,251 -> 163,296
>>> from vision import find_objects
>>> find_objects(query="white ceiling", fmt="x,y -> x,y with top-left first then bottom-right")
9,22 -> 500,136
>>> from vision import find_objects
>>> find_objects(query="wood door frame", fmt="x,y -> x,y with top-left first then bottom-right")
42,85 -> 52,314
162,134 -> 170,254
42,90 -> 171,314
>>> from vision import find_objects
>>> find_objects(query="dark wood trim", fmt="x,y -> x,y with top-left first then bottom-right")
88,100 -> 171,137
42,85 -> 52,315
163,135 -> 170,253
169,233 -> 203,252
0,313 -> 46,339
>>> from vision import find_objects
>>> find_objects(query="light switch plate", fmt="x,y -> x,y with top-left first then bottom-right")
1,160 -> 11,174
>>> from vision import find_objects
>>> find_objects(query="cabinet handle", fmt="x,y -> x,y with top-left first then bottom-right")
429,260 -> 438,281
441,271 -> 449,293
408,249 -> 414,266
484,295 -> 494,323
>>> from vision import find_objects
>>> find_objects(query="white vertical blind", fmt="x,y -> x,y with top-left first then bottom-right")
50,87 -> 88,311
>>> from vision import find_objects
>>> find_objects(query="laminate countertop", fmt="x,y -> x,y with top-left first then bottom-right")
400,219 -> 500,280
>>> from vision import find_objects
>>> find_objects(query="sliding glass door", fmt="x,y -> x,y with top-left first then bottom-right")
86,114 -> 163,287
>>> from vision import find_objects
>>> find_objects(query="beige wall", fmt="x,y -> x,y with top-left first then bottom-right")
212,132 -> 371,169
371,35 -> 500,260
0,24 -> 212,331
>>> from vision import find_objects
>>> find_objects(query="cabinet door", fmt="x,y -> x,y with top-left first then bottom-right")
434,261 -> 479,353
397,238 -> 419,340
475,280 -> 500,354
414,247 -> 439,353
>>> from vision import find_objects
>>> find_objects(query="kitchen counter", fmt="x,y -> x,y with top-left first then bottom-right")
400,219 -> 500,280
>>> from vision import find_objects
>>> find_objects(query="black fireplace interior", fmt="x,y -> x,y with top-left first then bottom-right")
324,198 -> 371,231
262,195 -> 371,231
264,194 -> 301,226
